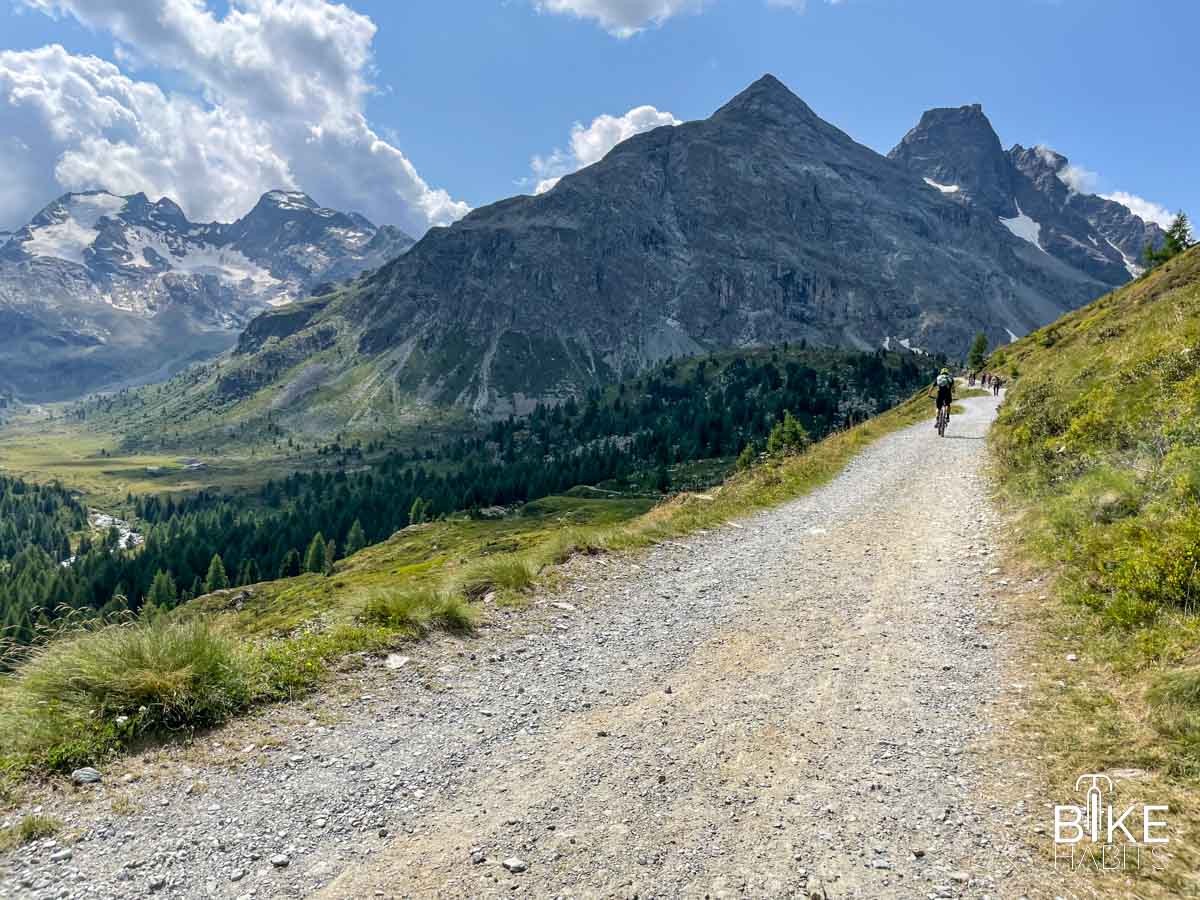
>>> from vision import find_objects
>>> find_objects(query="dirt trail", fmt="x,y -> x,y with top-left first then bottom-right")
1,393 -> 1053,899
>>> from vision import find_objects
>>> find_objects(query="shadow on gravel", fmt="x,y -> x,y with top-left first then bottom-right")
942,435 -> 986,441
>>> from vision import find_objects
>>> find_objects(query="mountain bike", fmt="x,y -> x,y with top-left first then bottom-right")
936,404 -> 950,437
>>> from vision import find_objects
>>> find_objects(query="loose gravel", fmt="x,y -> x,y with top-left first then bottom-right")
0,392 -> 1054,898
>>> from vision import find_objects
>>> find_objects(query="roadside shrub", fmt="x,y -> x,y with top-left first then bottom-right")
1106,514 -> 1200,613
455,555 -> 538,600
0,618 -> 254,769
535,527 -> 610,567
359,587 -> 474,634
736,444 -> 758,471
1042,467 -> 1142,540
766,411 -> 811,457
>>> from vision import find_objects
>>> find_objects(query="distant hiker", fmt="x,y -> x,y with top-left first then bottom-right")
929,367 -> 955,428
992,376 -> 1003,396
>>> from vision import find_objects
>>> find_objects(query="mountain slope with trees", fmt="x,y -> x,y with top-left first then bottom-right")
0,346 -> 933,650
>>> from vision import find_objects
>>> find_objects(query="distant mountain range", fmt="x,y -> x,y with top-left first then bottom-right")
5,75 -> 1167,423
0,191 -> 413,400
164,74 -> 1164,439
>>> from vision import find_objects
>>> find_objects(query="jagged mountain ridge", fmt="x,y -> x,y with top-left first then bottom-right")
0,190 -> 414,401
190,74 -> 1122,436
888,105 -> 1164,284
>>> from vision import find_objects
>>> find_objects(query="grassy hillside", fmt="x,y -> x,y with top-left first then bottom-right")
990,245 -> 1200,891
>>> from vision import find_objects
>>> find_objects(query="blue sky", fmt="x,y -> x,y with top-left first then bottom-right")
0,0 -> 1195,235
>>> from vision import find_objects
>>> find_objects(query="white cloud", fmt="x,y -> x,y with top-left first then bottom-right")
532,0 -> 705,37
1058,163 -> 1098,194
1032,145 -> 1098,195
766,0 -> 846,11
531,105 -> 680,194
1031,143 -> 1170,228
1,0 -> 469,235
533,0 -> 843,34
1100,191 -> 1175,230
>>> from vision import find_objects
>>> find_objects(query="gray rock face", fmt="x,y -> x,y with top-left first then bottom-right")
890,106 -> 1164,287
888,104 -> 1017,216
1008,145 -> 1164,274
0,190 -> 413,401
214,75 -> 1110,424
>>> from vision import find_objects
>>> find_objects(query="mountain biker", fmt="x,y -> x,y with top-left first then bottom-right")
929,367 -> 955,427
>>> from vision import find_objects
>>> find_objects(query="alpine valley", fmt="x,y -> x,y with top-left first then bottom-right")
0,190 -> 413,401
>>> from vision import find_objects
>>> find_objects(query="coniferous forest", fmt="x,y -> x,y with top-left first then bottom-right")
0,348 -> 935,647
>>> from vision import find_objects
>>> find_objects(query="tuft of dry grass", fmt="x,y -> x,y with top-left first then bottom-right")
0,814 -> 61,850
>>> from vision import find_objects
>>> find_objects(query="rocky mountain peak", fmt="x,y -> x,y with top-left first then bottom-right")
713,73 -> 822,127
1010,143 -> 1065,174
259,190 -> 319,211
891,107 -> 1165,286
889,104 -> 1014,215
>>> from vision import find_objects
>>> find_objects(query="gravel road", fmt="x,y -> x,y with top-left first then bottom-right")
1,391 -> 1052,899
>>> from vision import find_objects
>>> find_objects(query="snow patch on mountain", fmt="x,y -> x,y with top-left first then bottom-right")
1105,238 -> 1144,279
166,245 -> 281,292
1005,328 -> 1019,343
24,193 -> 128,265
263,191 -> 317,212
923,177 -> 960,194
1000,202 -> 1044,251
122,226 -> 280,293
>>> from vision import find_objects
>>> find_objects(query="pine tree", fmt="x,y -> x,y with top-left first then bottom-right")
655,463 -> 671,493
1167,212 -> 1194,253
736,443 -> 757,471
146,569 -> 177,608
279,549 -> 301,579
345,520 -> 367,556
766,411 -> 811,457
237,558 -> 260,586
324,536 -> 337,574
409,497 -> 427,525
1145,212 -> 1194,268
304,533 -> 327,574
967,332 -> 989,370
204,554 -> 229,593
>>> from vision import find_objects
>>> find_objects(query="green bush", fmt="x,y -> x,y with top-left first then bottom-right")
0,618 -> 254,769
359,587 -> 474,634
736,444 -> 757,471
766,411 -> 811,457
1107,514 -> 1200,613
455,555 -> 538,600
